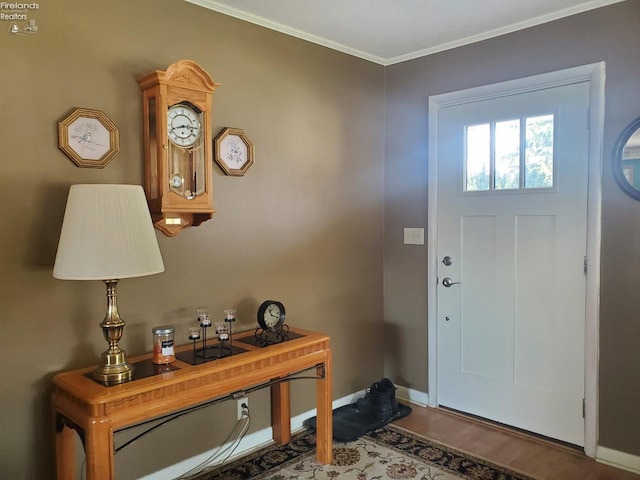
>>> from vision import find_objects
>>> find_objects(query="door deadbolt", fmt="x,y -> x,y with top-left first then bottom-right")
442,256 -> 453,266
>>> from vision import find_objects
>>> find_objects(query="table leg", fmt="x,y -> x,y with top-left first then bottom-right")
271,381 -> 291,444
315,351 -> 333,464
84,416 -> 114,480
55,416 -> 76,480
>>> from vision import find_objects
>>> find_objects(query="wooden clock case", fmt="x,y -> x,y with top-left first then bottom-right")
138,60 -> 219,236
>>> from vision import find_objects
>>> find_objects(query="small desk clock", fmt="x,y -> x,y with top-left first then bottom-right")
257,300 -> 286,333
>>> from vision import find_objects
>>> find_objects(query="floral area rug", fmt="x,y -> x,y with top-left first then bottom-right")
186,424 -> 535,480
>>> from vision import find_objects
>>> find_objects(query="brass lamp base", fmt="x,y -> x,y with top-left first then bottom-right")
92,279 -> 135,386
92,348 -> 134,386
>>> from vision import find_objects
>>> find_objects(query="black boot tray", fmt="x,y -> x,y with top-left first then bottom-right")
303,401 -> 412,442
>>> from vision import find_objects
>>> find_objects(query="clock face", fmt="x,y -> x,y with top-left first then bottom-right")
167,104 -> 201,147
258,300 -> 286,332
264,303 -> 282,328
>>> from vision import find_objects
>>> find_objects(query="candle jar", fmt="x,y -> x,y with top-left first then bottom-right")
152,325 -> 176,364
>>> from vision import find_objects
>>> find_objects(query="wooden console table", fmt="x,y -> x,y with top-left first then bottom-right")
52,327 -> 332,480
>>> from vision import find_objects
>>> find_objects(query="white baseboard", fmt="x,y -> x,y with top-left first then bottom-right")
596,446 -> 640,474
395,387 -> 640,476
395,385 -> 428,407
139,392 -> 360,480
140,385 -> 428,479
394,387 -> 640,476
148,384 -> 633,478
396,386 -> 640,473
138,426 -> 275,480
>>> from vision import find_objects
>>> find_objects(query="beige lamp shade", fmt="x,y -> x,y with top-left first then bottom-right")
53,184 -> 164,280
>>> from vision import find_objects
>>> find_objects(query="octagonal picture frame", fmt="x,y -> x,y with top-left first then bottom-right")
214,127 -> 255,176
58,107 -> 120,168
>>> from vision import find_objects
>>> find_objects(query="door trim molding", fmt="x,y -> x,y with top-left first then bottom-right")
427,62 -> 605,457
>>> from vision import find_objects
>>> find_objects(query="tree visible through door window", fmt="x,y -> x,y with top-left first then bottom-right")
465,114 -> 554,191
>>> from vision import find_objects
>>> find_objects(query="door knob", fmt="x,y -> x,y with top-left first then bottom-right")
442,277 -> 461,287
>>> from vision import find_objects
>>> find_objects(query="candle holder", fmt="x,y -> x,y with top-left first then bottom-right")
188,326 -> 201,363
224,308 -> 236,347
195,308 -> 214,360
212,321 -> 232,358
194,308 -> 232,360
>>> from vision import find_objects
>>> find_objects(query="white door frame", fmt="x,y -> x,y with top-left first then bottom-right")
427,62 -> 605,457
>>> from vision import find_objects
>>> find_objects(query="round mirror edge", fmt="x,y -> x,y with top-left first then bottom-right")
613,116 -> 640,201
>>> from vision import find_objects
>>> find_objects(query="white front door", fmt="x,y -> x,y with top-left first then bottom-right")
436,81 -> 590,446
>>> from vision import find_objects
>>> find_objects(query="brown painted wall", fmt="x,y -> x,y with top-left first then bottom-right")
384,0 -> 640,457
0,1 -> 384,478
2,0 -> 640,477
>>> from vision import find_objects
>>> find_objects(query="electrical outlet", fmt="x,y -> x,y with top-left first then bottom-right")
237,396 -> 248,420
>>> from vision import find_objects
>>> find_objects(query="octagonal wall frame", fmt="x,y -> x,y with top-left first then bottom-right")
214,127 -> 255,176
58,107 -> 120,168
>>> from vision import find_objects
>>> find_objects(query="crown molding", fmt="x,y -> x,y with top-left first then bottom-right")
185,0 -> 627,66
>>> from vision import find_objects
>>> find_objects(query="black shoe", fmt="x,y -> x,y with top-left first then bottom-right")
356,381 -> 394,421
355,382 -> 378,416
378,378 -> 399,415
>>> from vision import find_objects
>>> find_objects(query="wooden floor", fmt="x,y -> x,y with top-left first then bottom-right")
392,404 -> 640,480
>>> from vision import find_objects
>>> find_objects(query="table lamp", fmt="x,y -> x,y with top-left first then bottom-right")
53,184 -> 164,385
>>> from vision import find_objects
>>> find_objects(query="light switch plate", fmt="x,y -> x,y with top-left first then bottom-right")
404,227 -> 424,245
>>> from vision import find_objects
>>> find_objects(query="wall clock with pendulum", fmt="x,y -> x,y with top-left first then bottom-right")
138,60 -> 219,236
